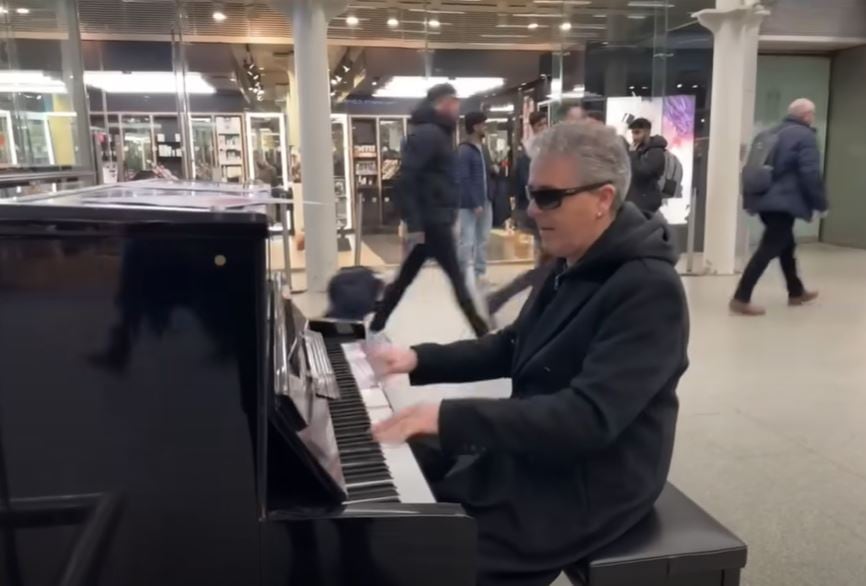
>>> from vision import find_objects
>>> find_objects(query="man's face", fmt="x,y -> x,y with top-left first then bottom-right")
437,95 -> 461,122
473,122 -> 487,139
527,154 -> 614,260
803,109 -> 816,127
565,106 -> 585,123
631,127 -> 649,146
531,120 -> 548,135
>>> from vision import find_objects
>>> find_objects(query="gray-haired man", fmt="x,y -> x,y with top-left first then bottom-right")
371,121 -> 689,585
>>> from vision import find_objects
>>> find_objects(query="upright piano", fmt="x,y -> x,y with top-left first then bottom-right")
0,183 -> 475,586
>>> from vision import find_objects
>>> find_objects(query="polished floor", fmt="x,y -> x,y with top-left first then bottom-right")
294,243 -> 866,586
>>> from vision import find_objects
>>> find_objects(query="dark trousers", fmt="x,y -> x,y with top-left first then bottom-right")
734,212 -> 805,303
410,438 -> 562,586
370,222 -> 489,337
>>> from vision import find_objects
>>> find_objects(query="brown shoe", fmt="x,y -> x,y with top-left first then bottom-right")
729,299 -> 766,316
789,291 -> 819,306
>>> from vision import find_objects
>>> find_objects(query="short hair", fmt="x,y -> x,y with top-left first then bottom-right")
531,121 -> 631,210
628,117 -> 652,131
426,83 -> 457,103
464,111 -> 487,134
529,111 -> 547,127
585,110 -> 606,123
788,98 -> 816,120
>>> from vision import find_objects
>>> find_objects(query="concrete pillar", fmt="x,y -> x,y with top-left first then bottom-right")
696,0 -> 768,274
271,0 -> 346,292
286,60 -> 304,234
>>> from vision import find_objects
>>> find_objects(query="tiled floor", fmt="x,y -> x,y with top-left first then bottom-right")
293,243 -> 866,586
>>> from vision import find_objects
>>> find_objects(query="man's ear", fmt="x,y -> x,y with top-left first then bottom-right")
597,185 -> 617,215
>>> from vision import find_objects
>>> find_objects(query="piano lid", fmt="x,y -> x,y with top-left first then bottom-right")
0,180 -> 279,227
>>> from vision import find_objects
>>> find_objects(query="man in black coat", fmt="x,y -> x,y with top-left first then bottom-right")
372,121 -> 689,585
731,98 -> 828,316
626,117 -> 668,213
370,83 -> 489,337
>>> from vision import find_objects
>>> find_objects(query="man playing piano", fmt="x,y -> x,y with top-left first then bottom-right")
371,121 -> 690,586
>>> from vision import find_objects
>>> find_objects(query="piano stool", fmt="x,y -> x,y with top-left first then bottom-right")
564,483 -> 747,586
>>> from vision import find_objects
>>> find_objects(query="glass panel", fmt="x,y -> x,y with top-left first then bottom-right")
331,115 -> 351,231
153,114 -> 184,179
120,115 -> 154,180
351,118 -> 379,232
215,115 -> 244,183
191,116 -> 217,181
378,118 -> 405,229
91,113 -> 120,183
246,113 -> 286,188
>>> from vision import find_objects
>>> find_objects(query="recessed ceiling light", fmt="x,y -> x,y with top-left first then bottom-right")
428,17 -> 441,28
387,17 -> 399,27
560,21 -> 572,31
345,15 -> 359,26
627,14 -> 648,19
212,10 -> 227,22
0,7 -> 7,14
528,22 -> 539,30
15,7 -> 30,14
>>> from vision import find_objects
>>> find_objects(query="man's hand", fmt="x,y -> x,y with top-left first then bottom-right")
372,402 -> 439,445
474,206 -> 484,218
367,345 -> 418,375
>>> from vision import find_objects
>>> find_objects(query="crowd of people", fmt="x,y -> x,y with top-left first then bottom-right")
345,85 -> 826,585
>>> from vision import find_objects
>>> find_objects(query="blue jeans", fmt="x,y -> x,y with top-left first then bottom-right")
457,202 -> 492,278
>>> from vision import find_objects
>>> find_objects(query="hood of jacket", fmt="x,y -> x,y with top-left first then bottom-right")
640,135 -> 668,151
410,100 -> 457,132
559,202 -> 677,281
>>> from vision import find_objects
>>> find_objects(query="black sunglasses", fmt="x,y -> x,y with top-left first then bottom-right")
525,181 -> 613,211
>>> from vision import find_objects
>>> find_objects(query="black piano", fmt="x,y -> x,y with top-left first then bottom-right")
0,183 -> 475,586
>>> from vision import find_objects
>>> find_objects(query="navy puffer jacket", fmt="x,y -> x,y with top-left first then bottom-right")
744,116 -> 828,220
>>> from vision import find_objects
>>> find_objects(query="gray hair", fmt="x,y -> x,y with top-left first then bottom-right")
788,98 -> 816,120
530,121 -> 631,209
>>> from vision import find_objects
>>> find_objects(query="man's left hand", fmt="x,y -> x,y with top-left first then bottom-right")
372,402 -> 440,445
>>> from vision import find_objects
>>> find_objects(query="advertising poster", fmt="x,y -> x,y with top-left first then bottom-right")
606,95 -> 696,225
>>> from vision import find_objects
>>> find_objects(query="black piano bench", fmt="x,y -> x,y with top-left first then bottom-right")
564,483 -> 747,586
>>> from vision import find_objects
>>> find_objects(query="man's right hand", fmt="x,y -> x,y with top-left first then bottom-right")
368,345 -> 418,376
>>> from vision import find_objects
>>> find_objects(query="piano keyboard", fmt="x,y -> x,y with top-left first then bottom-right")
325,338 -> 436,505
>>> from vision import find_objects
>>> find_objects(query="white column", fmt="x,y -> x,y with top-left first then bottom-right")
271,0 -> 347,292
696,0 -> 768,274
286,60 -> 304,234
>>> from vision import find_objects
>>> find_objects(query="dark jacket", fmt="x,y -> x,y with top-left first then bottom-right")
410,203 -> 689,575
397,101 -> 459,232
626,135 -> 668,213
512,150 -> 531,211
744,116 -> 827,220
456,140 -> 489,210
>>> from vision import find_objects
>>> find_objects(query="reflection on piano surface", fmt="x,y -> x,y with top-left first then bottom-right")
0,183 -> 475,586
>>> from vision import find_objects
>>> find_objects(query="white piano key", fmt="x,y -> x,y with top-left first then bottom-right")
341,342 -> 436,504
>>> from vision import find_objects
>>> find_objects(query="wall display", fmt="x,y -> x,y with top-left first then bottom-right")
153,115 -> 184,178
90,114 -> 120,183
0,111 -> 17,166
120,114 -> 155,180
350,117 -> 380,232
216,115 -> 245,182
246,113 -> 289,188
331,114 -> 353,233
191,116 -> 218,181
606,95 -> 695,225
378,118 -> 405,228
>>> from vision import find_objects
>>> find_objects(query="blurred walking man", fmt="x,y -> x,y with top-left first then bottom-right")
456,111 -> 494,285
370,84 -> 489,337
731,98 -> 828,316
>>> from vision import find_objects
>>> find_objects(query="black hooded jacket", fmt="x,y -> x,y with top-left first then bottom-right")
627,135 -> 668,213
397,100 -> 459,232
410,203 -> 689,576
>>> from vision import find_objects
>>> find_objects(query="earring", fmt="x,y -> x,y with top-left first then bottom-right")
596,211 -> 603,219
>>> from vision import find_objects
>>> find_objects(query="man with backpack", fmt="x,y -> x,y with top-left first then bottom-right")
730,98 -> 828,316
626,118 -> 669,214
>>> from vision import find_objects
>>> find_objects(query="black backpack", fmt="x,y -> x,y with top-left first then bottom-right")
742,126 -> 786,197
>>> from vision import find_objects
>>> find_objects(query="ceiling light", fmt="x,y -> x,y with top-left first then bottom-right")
627,14 -> 648,19
0,70 -> 67,94
489,104 -> 515,113
345,15 -> 359,26
330,79 -> 338,86
15,7 -> 29,14
627,1 -> 675,7
84,71 -> 216,95
676,83 -> 683,88
560,21 -> 572,31
428,17 -> 441,28
535,0 -> 592,4
212,10 -> 227,22
528,22 -> 539,30
374,76 -> 504,99
593,13 -> 607,18
0,7 -> 7,14
387,16 -> 399,27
